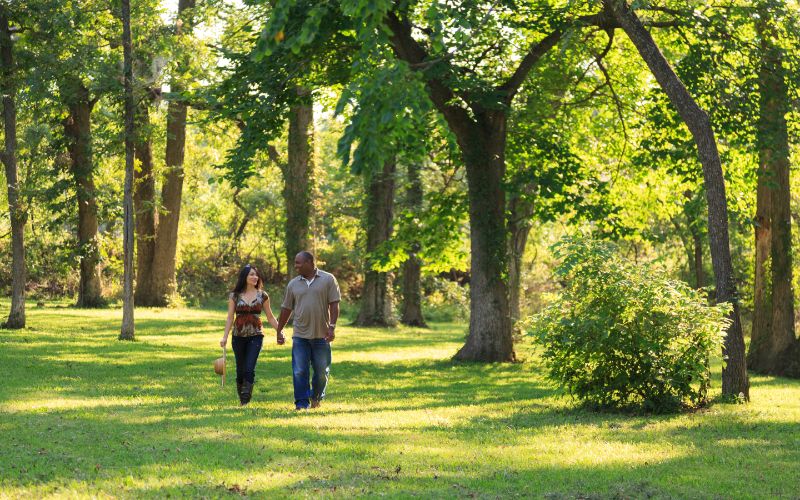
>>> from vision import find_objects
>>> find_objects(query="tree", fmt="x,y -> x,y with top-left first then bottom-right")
282,86 -> 315,274
259,1 -> 669,361
210,2 -> 348,282
604,0 -> 749,399
128,0 -> 191,306
30,1 -> 121,308
354,157 -> 397,326
149,0 -> 198,306
61,76 -> 104,307
262,87 -> 317,278
377,4 -> 627,360
120,0 -> 135,340
132,86 -> 158,305
0,2 -> 26,328
748,1 -> 798,376
334,60 -> 438,327
400,162 -> 426,327
383,8 -> 537,361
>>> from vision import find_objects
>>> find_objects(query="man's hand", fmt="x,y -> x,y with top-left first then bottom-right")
324,326 -> 335,343
276,330 -> 286,345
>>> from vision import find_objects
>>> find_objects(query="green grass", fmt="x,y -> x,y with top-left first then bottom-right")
0,302 -> 799,498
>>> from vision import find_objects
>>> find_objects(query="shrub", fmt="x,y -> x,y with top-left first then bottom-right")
421,276 -> 470,322
527,237 -> 729,413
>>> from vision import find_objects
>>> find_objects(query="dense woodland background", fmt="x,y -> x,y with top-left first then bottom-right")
2,1 -> 800,393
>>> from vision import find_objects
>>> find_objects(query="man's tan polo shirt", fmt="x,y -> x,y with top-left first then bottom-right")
281,269 -> 341,339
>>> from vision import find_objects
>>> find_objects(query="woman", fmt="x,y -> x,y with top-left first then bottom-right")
220,264 -> 278,405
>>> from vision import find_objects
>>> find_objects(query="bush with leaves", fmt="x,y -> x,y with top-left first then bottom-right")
527,237 -> 729,413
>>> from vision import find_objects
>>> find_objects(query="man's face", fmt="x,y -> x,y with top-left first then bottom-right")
294,255 -> 314,276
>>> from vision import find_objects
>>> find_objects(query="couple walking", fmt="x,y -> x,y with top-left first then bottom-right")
219,251 -> 340,409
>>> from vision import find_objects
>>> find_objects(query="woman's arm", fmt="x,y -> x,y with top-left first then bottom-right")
220,296 -> 236,347
263,295 -> 279,330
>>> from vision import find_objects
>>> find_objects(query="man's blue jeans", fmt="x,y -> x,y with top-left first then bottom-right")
231,335 -> 263,385
292,337 -> 331,409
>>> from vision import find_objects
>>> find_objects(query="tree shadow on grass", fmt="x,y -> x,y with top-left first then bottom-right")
5,408 -> 797,498
2,310 -> 800,497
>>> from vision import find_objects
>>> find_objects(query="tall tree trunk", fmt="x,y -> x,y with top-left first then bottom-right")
355,158 -> 397,327
748,12 -> 797,375
682,190 -> 705,289
133,94 -> 157,305
749,147 -> 773,371
400,163 -> 426,327
62,82 -> 104,308
507,193 -> 535,326
401,250 -> 425,326
0,7 -> 26,328
282,87 -> 314,276
386,11 -> 544,361
120,0 -> 135,340
453,118 -> 515,362
606,0 -> 749,398
690,222 -> 704,289
150,0 -> 196,306
671,216 -> 696,284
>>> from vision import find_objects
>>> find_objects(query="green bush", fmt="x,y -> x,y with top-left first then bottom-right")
527,237 -> 730,413
421,276 -> 470,322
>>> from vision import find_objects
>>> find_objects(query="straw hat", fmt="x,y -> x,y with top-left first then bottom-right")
213,356 -> 225,375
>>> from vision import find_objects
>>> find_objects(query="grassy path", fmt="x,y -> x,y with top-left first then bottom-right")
0,304 -> 798,498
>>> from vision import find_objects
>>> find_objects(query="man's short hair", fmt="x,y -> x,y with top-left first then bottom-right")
297,251 -> 315,263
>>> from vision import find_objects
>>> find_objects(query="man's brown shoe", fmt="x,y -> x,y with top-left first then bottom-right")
310,399 -> 321,409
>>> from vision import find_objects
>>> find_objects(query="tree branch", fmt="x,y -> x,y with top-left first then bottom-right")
594,31 -> 629,144
385,11 -> 475,138
497,28 -> 565,104
265,143 -> 286,175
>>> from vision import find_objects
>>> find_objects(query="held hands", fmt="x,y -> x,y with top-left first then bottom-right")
324,326 -> 335,343
276,329 -> 286,345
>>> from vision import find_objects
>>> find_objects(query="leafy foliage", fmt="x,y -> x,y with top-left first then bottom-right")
528,236 -> 730,413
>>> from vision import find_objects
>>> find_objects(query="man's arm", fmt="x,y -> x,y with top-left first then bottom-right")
276,307 -> 292,345
325,301 -> 340,343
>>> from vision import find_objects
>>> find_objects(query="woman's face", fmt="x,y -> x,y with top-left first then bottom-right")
247,268 -> 259,287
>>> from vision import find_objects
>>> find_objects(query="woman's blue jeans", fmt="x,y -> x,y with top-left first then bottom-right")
292,337 -> 331,409
232,335 -> 263,385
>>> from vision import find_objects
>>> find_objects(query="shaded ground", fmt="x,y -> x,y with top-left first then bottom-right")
0,303 -> 798,498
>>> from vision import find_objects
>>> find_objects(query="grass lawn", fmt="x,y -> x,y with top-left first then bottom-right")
0,302 -> 799,498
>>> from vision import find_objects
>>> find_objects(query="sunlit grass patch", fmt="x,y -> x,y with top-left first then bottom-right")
0,301 -> 799,498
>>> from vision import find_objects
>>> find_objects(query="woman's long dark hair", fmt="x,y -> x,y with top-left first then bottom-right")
231,264 -> 263,295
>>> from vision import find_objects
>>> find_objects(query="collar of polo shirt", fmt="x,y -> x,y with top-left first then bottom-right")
300,268 -> 320,287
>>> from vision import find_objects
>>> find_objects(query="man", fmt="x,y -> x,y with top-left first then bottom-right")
276,251 -> 340,410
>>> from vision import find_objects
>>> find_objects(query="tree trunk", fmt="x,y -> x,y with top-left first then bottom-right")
224,187 -> 252,258
282,87 -> 314,275
401,251 -> 425,326
355,158 -> 397,327
682,190 -> 705,289
748,13 -> 797,376
0,7 -> 26,328
507,193 -> 535,326
749,146 -> 773,371
149,0 -> 196,306
62,82 -> 104,308
606,0 -> 749,398
690,222 -> 704,289
400,163 -> 426,327
385,11 -> 543,361
453,118 -> 515,362
120,0 -> 135,340
133,94 -> 158,305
